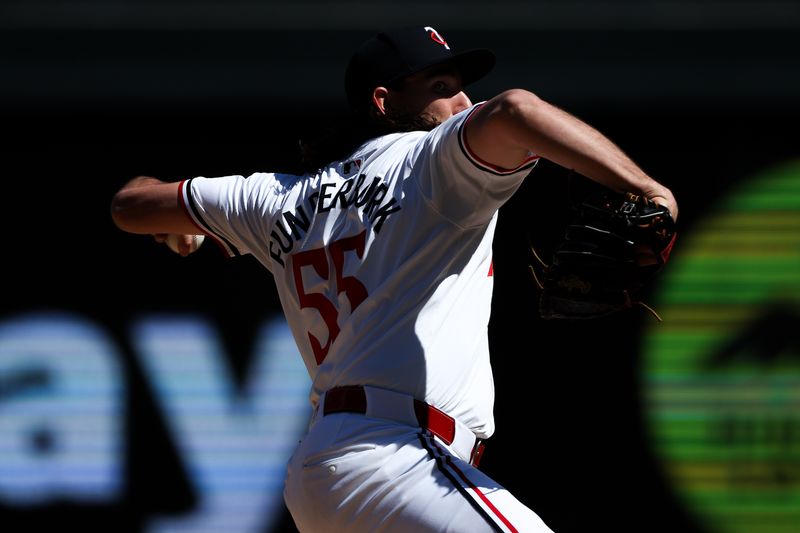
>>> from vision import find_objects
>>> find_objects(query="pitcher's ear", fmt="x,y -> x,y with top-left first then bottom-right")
372,87 -> 390,116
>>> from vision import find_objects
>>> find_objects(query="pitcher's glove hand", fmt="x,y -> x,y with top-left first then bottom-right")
530,179 -> 677,321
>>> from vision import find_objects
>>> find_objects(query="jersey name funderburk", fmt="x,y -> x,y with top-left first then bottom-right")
269,173 -> 402,267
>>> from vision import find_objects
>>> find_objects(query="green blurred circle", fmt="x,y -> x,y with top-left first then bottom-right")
642,161 -> 800,533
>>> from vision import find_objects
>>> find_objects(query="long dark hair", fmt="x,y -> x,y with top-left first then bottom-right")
298,108 -> 440,174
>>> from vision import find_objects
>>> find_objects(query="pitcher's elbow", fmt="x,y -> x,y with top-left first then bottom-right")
110,191 -> 135,232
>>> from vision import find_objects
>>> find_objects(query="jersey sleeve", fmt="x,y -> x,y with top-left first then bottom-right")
179,173 -> 284,266
412,102 -> 539,227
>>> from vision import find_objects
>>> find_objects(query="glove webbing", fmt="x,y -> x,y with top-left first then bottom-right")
528,240 -> 664,322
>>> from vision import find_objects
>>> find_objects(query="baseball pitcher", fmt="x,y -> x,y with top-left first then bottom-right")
111,26 -> 678,532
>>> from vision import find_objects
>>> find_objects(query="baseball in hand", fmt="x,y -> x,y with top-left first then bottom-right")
165,234 -> 205,256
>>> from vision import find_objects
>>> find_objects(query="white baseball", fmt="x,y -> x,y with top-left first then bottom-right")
165,234 -> 205,255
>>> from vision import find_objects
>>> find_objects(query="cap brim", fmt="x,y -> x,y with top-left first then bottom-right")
383,48 -> 496,88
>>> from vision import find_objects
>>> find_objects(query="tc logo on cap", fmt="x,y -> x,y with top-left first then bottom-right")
424,26 -> 450,50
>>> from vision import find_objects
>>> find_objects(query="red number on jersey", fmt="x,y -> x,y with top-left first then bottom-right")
291,231 -> 368,364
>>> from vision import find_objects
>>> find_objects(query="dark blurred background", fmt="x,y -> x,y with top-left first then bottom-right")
1,1 -> 799,532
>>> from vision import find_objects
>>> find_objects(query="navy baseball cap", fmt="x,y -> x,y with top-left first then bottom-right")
345,26 -> 496,111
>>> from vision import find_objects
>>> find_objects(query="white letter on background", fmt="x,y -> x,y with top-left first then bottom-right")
0,313 -> 124,504
133,315 -> 310,533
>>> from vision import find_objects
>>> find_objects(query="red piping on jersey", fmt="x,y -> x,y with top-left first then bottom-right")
177,179 -> 227,253
178,180 -> 206,233
488,260 -> 493,277
462,105 -> 539,174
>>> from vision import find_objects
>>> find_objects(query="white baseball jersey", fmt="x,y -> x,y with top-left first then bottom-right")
179,103 -> 538,439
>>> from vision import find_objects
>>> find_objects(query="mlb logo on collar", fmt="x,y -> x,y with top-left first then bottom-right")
342,159 -> 362,177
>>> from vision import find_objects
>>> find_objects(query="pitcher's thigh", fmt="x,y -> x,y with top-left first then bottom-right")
285,418 -> 553,532
394,432 -> 555,533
